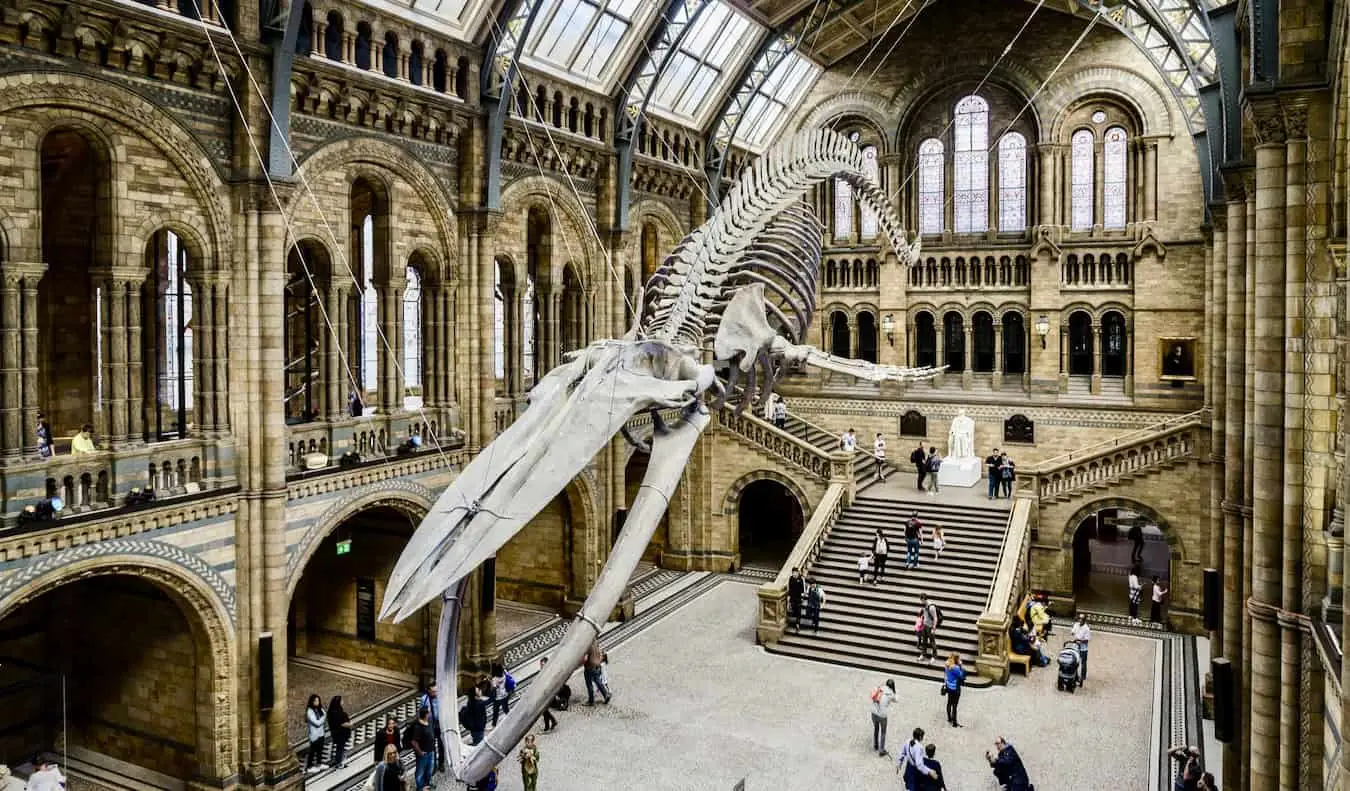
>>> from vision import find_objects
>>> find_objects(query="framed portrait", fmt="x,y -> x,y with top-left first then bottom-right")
1158,337 -> 1198,381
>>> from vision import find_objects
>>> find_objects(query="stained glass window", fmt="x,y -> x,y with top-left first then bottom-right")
953,95 -> 989,234
1071,129 -> 1095,231
918,138 -> 944,235
860,145 -> 879,240
403,265 -> 422,409
360,215 -> 378,397
997,133 -> 1027,232
1103,126 -> 1128,229
834,177 -> 853,240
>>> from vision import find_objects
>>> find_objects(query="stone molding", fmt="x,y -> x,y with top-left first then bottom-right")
789,397 -> 1179,429
720,468 -> 814,519
284,450 -> 467,502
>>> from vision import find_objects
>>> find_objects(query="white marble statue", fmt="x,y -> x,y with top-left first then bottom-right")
948,409 -> 976,459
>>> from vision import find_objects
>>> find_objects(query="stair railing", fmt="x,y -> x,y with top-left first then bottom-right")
754,454 -> 855,645
974,496 -> 1033,683
716,408 -> 840,482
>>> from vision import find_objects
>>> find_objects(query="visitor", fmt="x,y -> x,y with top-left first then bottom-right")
805,579 -> 826,632
898,728 -> 938,790
943,653 -> 966,727
931,525 -> 946,561
537,658 -> 558,732
1128,565 -> 1144,625
35,414 -> 52,459
411,706 -> 437,790
349,389 -> 364,417
911,442 -> 928,490
1028,597 -> 1051,637
1198,771 -> 1218,790
373,744 -> 404,791
840,428 -> 858,453
304,694 -> 327,774
872,527 -> 889,583
773,395 -> 788,429
22,760 -> 64,791
916,743 -> 948,791
904,512 -> 923,569
925,447 -> 942,495
987,737 -> 1031,791
599,651 -> 611,692
518,734 -> 540,791
918,593 -> 940,663
419,683 -> 444,771
788,567 -> 805,631
372,718 -> 403,766
873,432 -> 887,481
327,695 -> 352,769
71,423 -> 96,455
1168,744 -> 1202,790
857,550 -> 873,584
583,638 -> 611,705
1009,620 -> 1048,666
869,678 -> 897,755
999,453 -> 1016,498
1072,614 -> 1092,683
1128,522 -> 1146,563
1151,575 -> 1170,625
490,664 -> 513,727
985,448 -> 1001,499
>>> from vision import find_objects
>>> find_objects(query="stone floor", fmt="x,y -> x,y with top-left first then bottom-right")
287,659 -> 409,745
478,579 -> 1156,791
495,601 -> 559,646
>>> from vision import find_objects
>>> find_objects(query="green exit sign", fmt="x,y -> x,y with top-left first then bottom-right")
335,539 -> 352,556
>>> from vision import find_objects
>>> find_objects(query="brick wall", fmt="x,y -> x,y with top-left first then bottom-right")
496,495 -> 570,609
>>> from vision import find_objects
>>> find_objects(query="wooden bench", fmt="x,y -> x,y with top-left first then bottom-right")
1007,651 -> 1032,675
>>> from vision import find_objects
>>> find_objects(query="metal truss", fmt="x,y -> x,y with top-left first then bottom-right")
261,0 -> 307,178
481,0 -> 546,208
702,31 -> 793,206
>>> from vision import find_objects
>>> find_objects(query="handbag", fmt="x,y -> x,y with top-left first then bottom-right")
939,684 -> 947,696
914,614 -> 924,632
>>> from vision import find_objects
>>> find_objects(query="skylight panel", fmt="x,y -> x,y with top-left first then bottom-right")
522,0 -> 653,89
369,0 -> 484,39
647,0 -> 762,127
733,52 -> 820,151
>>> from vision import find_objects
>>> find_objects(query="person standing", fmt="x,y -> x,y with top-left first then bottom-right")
419,683 -> 444,771
918,593 -> 940,663
916,744 -> 948,791
304,694 -> 327,774
773,396 -> 788,429
490,664 -> 513,727
904,512 -> 923,570
869,679 -> 897,755
372,718 -> 403,766
1128,522 -> 1145,563
22,760 -> 64,791
537,658 -> 559,732
788,567 -> 805,631
898,728 -> 935,791
411,706 -> 437,791
518,734 -> 540,791
925,448 -> 942,495
35,414 -> 52,459
327,696 -> 352,769
910,442 -> 928,490
1071,615 -> 1092,683
583,638 -> 612,705
943,653 -> 966,727
805,579 -> 826,631
999,454 -> 1016,498
987,737 -> 1031,791
1167,744 -> 1202,790
985,448 -> 1001,499
1128,565 -> 1144,625
931,525 -> 946,561
857,550 -> 873,585
71,423 -> 96,455
374,745 -> 405,791
840,428 -> 858,453
872,528 -> 889,583
873,433 -> 887,481
1151,576 -> 1170,625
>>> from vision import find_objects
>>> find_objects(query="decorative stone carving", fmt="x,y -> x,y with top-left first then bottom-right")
1004,414 -> 1035,444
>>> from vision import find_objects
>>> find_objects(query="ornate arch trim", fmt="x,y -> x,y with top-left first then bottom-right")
722,469 -> 811,519
129,212 -> 217,274
499,174 -> 598,283
890,57 -> 1046,147
1058,496 -> 1185,565
628,199 -> 685,245
793,90 -> 893,142
1040,66 -> 1175,140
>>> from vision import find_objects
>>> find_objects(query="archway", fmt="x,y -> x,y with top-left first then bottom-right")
0,573 -> 221,783
971,311 -> 995,372
496,480 -> 591,613
1069,505 -> 1171,615
856,311 -> 877,363
1102,310 -> 1127,377
1002,312 -> 1026,374
1067,310 -> 1093,376
737,479 -> 805,568
914,311 -> 936,367
624,451 -> 669,565
943,312 -> 965,372
829,311 -> 850,357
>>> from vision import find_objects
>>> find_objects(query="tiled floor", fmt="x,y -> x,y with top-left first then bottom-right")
494,601 -> 559,646
479,579 -> 1157,791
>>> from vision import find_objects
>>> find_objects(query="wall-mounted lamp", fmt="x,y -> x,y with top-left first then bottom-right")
1035,314 -> 1051,349
881,313 -> 896,346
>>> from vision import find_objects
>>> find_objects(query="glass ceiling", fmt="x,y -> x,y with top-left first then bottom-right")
733,52 -> 820,150
647,0 -> 760,127
377,0 -> 486,39
522,0 -> 656,89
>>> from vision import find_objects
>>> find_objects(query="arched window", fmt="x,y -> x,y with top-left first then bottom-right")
146,230 -> 194,439
351,178 -> 386,411
493,264 -> 506,381
918,138 -> 944,235
1103,126 -> 1128,229
953,96 -> 989,234
829,311 -> 850,357
1102,310 -> 1127,376
403,265 -> 422,409
359,214 -> 378,400
833,176 -> 853,240
856,312 -> 877,363
382,32 -> 399,78
943,312 -> 965,372
859,145 -> 879,240
1071,129 -> 1095,231
998,133 -> 1027,232
284,243 -> 323,424
324,12 -> 343,61
1068,311 -> 1093,375
972,311 -> 995,373
914,312 -> 937,368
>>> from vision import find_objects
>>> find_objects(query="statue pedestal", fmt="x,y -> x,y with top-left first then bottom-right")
938,456 -> 982,488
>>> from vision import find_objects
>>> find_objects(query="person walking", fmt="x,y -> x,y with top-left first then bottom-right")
1151,576 -> 1170,625
304,694 -> 327,774
1071,615 -> 1092,684
788,567 -> 805,631
873,433 -> 887,481
773,396 -> 788,429
985,448 -> 1001,499
537,658 -> 560,732
898,728 -> 937,791
872,528 -> 889,583
373,745 -> 405,791
943,653 -> 966,727
419,683 -> 444,771
490,664 -> 513,726
372,718 -> 403,766
583,638 -> 612,705
327,696 -> 352,769
411,706 -> 437,791
910,442 -> 928,490
840,428 -> 858,453
931,525 -> 946,561
918,593 -> 940,663
1128,565 -> 1144,625
518,734 -> 540,791
925,448 -> 943,494
1128,522 -> 1146,563
904,512 -> 923,569
987,737 -> 1032,791
916,743 -> 948,791
857,550 -> 872,584
869,679 -> 897,755
999,454 -> 1016,498
805,579 -> 826,632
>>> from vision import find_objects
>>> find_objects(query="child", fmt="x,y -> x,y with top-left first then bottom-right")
857,550 -> 873,584
598,652 -> 611,693
932,525 -> 946,560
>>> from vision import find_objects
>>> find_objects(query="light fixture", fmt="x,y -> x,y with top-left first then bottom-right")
881,313 -> 896,346
1036,314 -> 1051,349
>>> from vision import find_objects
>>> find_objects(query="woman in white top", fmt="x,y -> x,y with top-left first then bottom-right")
873,434 -> 887,481
1071,615 -> 1091,683
1127,567 -> 1143,625
931,525 -> 946,560
869,679 -> 897,755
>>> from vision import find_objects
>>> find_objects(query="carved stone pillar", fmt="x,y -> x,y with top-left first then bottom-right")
324,282 -> 344,420
961,325 -> 972,389
934,327 -> 945,387
1090,323 -> 1102,395
370,41 -> 384,73
1144,141 -> 1158,222
126,275 -> 145,442
1058,326 -> 1068,392
1037,145 -> 1057,227
0,270 -> 20,459
992,324 -> 1004,391
101,278 -> 130,445
212,280 -> 230,434
311,21 -> 325,57
380,284 -> 399,414
342,32 -> 355,65
18,267 -> 42,454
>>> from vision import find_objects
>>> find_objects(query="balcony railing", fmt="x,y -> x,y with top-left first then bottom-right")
287,412 -> 464,476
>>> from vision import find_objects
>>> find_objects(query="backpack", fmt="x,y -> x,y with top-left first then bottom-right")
927,455 -> 942,472
870,687 -> 883,703
504,672 -> 516,693
930,603 -> 944,629
1001,465 -> 1014,480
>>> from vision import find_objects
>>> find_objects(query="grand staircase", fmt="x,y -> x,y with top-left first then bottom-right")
765,492 -> 1009,684
775,411 -> 899,492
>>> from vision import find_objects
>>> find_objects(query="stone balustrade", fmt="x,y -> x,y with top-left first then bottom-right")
715,409 -> 837,482
286,411 -> 461,473
975,496 -> 1032,683
756,477 -> 853,645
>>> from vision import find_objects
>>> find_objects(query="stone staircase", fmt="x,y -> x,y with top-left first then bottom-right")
765,493 -> 1009,684
775,411 -> 899,492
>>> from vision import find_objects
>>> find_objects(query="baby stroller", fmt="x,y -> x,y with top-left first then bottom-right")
1056,641 -> 1081,693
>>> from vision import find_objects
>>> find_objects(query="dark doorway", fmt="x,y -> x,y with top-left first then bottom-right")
830,311 -> 850,357
1003,313 -> 1026,374
943,312 -> 965,372
1070,508 -> 1170,615
914,312 -> 936,368
737,479 -> 804,568
856,311 -> 878,363
972,311 -> 995,372
1102,311 -> 1127,377
1068,311 -> 1093,376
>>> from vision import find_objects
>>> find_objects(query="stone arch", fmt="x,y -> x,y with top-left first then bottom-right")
1041,66 -> 1175,140
1059,496 -> 1186,565
500,174 -> 598,284
794,91 -> 893,143
722,468 -> 811,518
130,213 -> 217,275
0,72 -> 231,265
285,485 -> 435,600
406,244 -> 445,284
629,198 -> 684,245
291,136 -> 458,280
0,207 -> 13,262
0,546 -> 237,779
891,56 -> 1046,147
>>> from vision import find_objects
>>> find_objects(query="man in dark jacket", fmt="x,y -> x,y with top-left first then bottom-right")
987,737 -> 1031,791
411,707 -> 437,791
788,568 -> 805,631
910,444 -> 927,490
917,743 -> 948,791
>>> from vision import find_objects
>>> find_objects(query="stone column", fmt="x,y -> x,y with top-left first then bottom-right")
18,266 -> 43,454
310,21 -> 325,57
992,323 -> 1004,391
1247,102 -> 1286,791
1208,205 -> 1227,646
342,32 -> 355,65
323,282 -> 343,420
190,280 -> 213,436
934,325 -> 945,387
104,278 -> 130,445
126,275 -> 145,442
0,270 -> 20,459
212,281 -> 230,434
1144,140 -> 1158,222
961,324 -> 972,389
380,284 -> 399,414
1090,323 -> 1102,395
1058,325 -> 1068,392
1219,182 -> 1247,768
1037,145 -> 1056,227
1241,167 -> 1257,791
